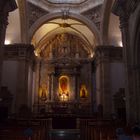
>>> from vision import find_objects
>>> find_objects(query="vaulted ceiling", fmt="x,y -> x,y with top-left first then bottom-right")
27,0 -> 104,57
5,0 -> 122,58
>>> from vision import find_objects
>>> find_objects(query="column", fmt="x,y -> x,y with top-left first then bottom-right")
15,45 -> 34,112
101,49 -> 111,118
120,17 -> 136,123
33,59 -> 40,112
95,47 -> 111,118
112,0 -> 139,123
51,74 -> 54,101
48,74 -> 52,101
0,12 -> 8,90
0,0 -> 17,89
75,74 -> 78,101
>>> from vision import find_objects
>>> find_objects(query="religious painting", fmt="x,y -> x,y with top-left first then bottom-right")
80,84 -> 88,98
39,84 -> 48,101
58,76 -> 69,101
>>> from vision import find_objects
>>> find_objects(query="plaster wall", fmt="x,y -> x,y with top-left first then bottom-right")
110,62 -> 125,96
1,60 -> 18,112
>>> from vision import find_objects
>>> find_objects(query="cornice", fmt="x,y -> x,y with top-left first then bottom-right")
3,44 -> 35,60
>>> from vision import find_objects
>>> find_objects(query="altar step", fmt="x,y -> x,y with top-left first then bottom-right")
49,129 -> 80,140
52,116 -> 77,129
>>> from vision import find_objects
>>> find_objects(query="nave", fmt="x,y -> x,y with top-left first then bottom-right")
0,0 -> 140,139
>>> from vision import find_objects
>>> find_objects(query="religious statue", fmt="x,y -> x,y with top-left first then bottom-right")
80,84 -> 88,98
59,76 -> 69,101
39,84 -> 48,101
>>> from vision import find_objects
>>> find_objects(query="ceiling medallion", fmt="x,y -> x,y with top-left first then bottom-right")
47,0 -> 88,4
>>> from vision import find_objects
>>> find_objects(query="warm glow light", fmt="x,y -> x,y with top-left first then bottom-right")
119,41 -> 123,47
80,84 -> 88,98
60,93 -> 68,101
90,53 -> 94,58
39,84 -> 48,101
34,50 -> 39,57
58,75 -> 70,101
4,40 -> 11,45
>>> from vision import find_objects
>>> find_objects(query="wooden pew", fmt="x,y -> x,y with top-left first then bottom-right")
0,118 -> 51,140
79,119 -> 126,140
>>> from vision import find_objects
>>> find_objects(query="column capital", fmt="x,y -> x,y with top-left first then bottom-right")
0,0 -> 17,13
112,0 -> 139,28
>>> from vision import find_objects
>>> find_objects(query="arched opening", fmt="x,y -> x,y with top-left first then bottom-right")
29,12 -> 101,46
30,13 -> 97,116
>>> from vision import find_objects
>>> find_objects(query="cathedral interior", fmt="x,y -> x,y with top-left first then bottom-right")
0,0 -> 140,140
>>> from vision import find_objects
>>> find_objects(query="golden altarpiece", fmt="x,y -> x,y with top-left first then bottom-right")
33,33 -> 93,116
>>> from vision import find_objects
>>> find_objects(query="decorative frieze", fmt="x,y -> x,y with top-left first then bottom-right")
27,2 -> 48,28
82,5 -> 102,30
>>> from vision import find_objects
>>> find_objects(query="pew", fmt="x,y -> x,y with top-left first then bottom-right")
0,118 -> 51,140
79,119 -> 129,140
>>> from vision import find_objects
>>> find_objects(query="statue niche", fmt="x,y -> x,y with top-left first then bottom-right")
80,84 -> 88,99
58,76 -> 69,101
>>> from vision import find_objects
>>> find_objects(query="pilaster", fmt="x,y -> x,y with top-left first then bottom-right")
0,0 -> 17,91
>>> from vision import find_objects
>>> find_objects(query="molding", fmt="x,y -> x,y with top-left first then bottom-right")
27,2 -> 48,28
3,44 -> 35,61
94,46 -> 123,64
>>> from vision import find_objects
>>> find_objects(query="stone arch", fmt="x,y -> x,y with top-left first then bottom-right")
29,12 -> 101,46
101,0 -> 113,45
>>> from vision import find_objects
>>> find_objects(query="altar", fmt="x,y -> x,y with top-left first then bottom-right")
33,33 -> 93,116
